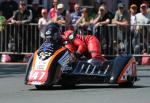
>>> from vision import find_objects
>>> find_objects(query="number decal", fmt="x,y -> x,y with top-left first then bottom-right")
39,72 -> 46,80
30,71 -> 46,80
31,72 -> 39,80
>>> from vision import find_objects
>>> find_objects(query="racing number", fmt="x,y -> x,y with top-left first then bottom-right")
31,72 -> 38,80
39,72 -> 46,80
30,71 -> 46,80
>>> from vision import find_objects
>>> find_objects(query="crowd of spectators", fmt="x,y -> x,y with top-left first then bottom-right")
0,0 -> 150,62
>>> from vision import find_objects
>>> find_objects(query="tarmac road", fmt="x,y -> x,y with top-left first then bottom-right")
0,64 -> 150,103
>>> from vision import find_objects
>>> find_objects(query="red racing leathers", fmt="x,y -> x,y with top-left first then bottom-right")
63,30 -> 106,62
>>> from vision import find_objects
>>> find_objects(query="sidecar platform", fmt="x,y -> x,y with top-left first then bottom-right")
60,61 -> 113,84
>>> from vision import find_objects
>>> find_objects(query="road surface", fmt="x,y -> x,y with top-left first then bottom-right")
0,64 -> 150,103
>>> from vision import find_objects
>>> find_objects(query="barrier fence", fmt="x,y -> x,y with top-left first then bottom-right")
0,23 -> 150,57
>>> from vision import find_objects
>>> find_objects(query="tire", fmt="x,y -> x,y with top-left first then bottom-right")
35,85 -> 52,90
61,83 -> 76,88
119,82 -> 134,88
119,75 -> 136,88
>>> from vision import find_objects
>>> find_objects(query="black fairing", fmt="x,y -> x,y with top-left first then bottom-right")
44,48 -> 68,85
38,41 -> 62,60
25,54 -> 34,84
87,59 -> 102,68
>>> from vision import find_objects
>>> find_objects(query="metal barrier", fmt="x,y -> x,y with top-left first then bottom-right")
0,24 -> 42,54
0,24 -> 150,57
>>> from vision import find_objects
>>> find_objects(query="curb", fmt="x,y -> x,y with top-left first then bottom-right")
0,62 -> 27,65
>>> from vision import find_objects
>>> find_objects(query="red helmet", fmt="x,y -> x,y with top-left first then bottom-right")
63,30 -> 74,40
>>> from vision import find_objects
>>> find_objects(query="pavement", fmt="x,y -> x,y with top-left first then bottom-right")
136,65 -> 150,77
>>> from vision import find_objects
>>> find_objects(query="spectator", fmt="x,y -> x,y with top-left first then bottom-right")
133,3 -> 150,54
0,0 -> 18,20
130,4 -> 138,31
11,0 -> 32,25
29,0 -> 42,23
0,0 -> 18,53
68,0 -> 76,13
129,4 -> 138,53
53,3 -> 70,31
70,3 -> 81,29
10,0 -> 33,52
112,3 -> 130,53
91,4 -> 113,54
75,8 -> 91,26
75,8 -> 91,35
0,16 -> 6,32
48,0 -> 59,20
0,16 -> 6,53
92,4 -> 112,27
89,1 -> 100,20
38,8 -> 51,40
142,0 -> 150,12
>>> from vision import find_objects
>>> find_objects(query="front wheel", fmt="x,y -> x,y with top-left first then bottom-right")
35,85 -> 52,90
61,83 -> 76,88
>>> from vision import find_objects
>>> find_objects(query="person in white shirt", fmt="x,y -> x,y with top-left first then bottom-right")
133,3 -> 150,54
129,4 -> 138,53
130,4 -> 137,31
38,8 -> 51,39
136,4 -> 150,26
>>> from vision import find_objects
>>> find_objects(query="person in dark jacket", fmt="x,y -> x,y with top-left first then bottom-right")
10,0 -> 33,52
11,0 -> 32,25
0,0 -> 18,20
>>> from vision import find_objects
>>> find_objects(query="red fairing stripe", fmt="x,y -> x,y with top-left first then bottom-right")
117,58 -> 136,83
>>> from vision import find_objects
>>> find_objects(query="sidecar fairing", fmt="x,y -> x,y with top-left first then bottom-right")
25,41 -> 70,88
59,54 -> 138,87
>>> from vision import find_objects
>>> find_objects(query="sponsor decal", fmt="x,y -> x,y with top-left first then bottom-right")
46,30 -> 51,35
39,52 -> 52,60
58,51 -> 70,67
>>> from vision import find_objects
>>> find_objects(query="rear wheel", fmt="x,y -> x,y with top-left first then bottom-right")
119,76 -> 136,88
119,82 -> 134,88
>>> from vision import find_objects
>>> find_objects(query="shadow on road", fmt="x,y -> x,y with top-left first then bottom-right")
29,85 -> 150,91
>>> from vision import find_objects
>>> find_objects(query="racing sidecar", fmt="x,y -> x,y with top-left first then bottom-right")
25,23 -> 138,89
25,40 -> 138,89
